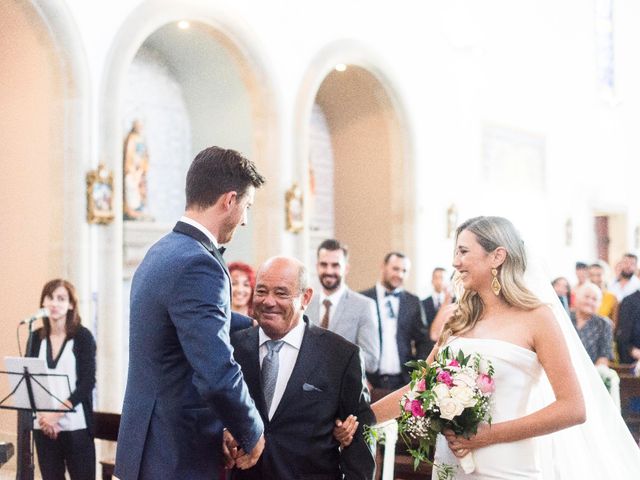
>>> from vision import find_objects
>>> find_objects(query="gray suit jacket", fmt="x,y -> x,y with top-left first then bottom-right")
307,288 -> 380,373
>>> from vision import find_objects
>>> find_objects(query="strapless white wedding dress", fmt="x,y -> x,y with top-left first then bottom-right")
433,337 -> 544,479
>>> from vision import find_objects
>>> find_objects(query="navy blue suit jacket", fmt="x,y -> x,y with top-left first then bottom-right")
230,319 -> 376,480
115,221 -> 263,480
360,287 -> 428,383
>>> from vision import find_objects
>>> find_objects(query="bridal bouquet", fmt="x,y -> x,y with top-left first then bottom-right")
398,347 -> 495,480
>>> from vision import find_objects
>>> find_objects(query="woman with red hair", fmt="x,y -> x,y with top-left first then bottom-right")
228,262 -> 257,333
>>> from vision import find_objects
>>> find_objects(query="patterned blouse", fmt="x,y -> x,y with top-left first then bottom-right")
570,312 -> 614,363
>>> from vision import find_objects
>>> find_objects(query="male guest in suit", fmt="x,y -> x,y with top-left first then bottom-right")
421,267 -> 447,353
616,289 -> 640,364
361,252 -> 429,390
306,239 -> 380,374
115,147 -> 266,480
228,256 -> 376,480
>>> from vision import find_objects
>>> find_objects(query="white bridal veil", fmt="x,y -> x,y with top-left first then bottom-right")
523,247 -> 640,479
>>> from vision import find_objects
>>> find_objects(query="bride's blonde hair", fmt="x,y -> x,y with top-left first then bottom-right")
438,216 -> 542,346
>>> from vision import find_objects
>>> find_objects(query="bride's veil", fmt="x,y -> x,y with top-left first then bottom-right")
523,246 -> 640,478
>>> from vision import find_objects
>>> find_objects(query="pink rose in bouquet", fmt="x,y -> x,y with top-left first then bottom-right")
476,373 -> 496,395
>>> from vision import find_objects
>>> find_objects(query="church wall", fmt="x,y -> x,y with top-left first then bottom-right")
0,0 -> 66,456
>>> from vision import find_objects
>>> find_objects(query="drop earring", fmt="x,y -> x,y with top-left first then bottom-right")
491,268 -> 501,296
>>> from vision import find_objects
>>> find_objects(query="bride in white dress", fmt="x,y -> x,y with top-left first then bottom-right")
370,216 -> 640,479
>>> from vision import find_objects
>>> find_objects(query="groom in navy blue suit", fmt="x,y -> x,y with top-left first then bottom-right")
115,147 -> 266,479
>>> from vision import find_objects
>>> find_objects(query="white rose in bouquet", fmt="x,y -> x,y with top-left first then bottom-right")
479,358 -> 492,375
450,385 -> 477,408
433,383 -> 451,400
438,397 -> 465,420
453,371 -> 476,388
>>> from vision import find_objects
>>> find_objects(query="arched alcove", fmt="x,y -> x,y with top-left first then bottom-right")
297,43 -> 415,291
0,0 -> 89,469
98,0 -> 279,412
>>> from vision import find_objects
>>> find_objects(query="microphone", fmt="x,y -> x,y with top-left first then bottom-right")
19,308 -> 49,326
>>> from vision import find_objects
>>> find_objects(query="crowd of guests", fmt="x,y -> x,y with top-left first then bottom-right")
227,240 -> 433,395
553,254 -> 640,366
228,245 -> 640,390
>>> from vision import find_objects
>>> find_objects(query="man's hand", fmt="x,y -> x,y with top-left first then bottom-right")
222,430 -> 240,469
234,433 -> 265,470
333,415 -> 358,448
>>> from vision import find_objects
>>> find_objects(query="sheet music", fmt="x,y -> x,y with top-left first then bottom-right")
2,357 -> 71,411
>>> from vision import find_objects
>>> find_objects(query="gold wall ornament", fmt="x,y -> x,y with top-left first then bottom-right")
446,204 -> 458,238
285,183 -> 304,233
491,268 -> 502,296
86,163 -> 115,225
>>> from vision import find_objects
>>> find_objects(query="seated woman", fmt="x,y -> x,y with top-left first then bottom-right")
571,282 -> 614,366
229,261 -> 257,332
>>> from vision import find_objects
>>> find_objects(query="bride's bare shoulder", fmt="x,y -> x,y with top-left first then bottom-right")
525,304 -> 563,338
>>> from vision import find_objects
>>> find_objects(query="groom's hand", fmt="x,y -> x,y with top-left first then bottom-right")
235,433 -> 265,470
222,429 -> 239,469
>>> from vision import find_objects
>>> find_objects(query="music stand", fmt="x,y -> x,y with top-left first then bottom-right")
1,357 -> 74,479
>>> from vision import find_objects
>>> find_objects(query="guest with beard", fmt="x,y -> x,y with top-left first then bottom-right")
305,239 -> 379,375
611,253 -> 640,301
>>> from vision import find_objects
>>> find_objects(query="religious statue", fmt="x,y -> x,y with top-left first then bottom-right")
123,119 -> 150,220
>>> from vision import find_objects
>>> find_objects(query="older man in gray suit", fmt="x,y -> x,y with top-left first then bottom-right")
306,239 -> 380,374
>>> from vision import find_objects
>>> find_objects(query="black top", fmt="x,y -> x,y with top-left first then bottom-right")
27,325 -> 97,435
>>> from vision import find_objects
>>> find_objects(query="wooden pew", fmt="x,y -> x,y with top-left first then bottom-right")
619,374 -> 640,442
370,388 -> 433,480
93,411 -> 120,480
612,363 -> 636,376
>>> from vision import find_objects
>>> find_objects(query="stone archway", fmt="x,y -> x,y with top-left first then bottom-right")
296,42 -> 415,291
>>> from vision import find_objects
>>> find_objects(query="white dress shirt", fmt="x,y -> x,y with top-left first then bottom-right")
179,215 -> 219,248
610,275 -> 640,301
375,282 -> 402,375
432,291 -> 444,310
319,284 -> 347,329
258,320 -> 305,419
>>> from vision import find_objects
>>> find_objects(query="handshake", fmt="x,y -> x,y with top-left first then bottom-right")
222,415 -> 358,471
222,431 -> 265,470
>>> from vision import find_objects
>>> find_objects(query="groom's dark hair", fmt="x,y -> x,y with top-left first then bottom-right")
185,146 -> 265,209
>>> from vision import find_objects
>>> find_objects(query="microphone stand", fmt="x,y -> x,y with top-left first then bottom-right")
15,320 -> 35,480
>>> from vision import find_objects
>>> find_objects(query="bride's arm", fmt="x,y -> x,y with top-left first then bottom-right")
371,346 -> 439,423
447,306 -> 585,451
